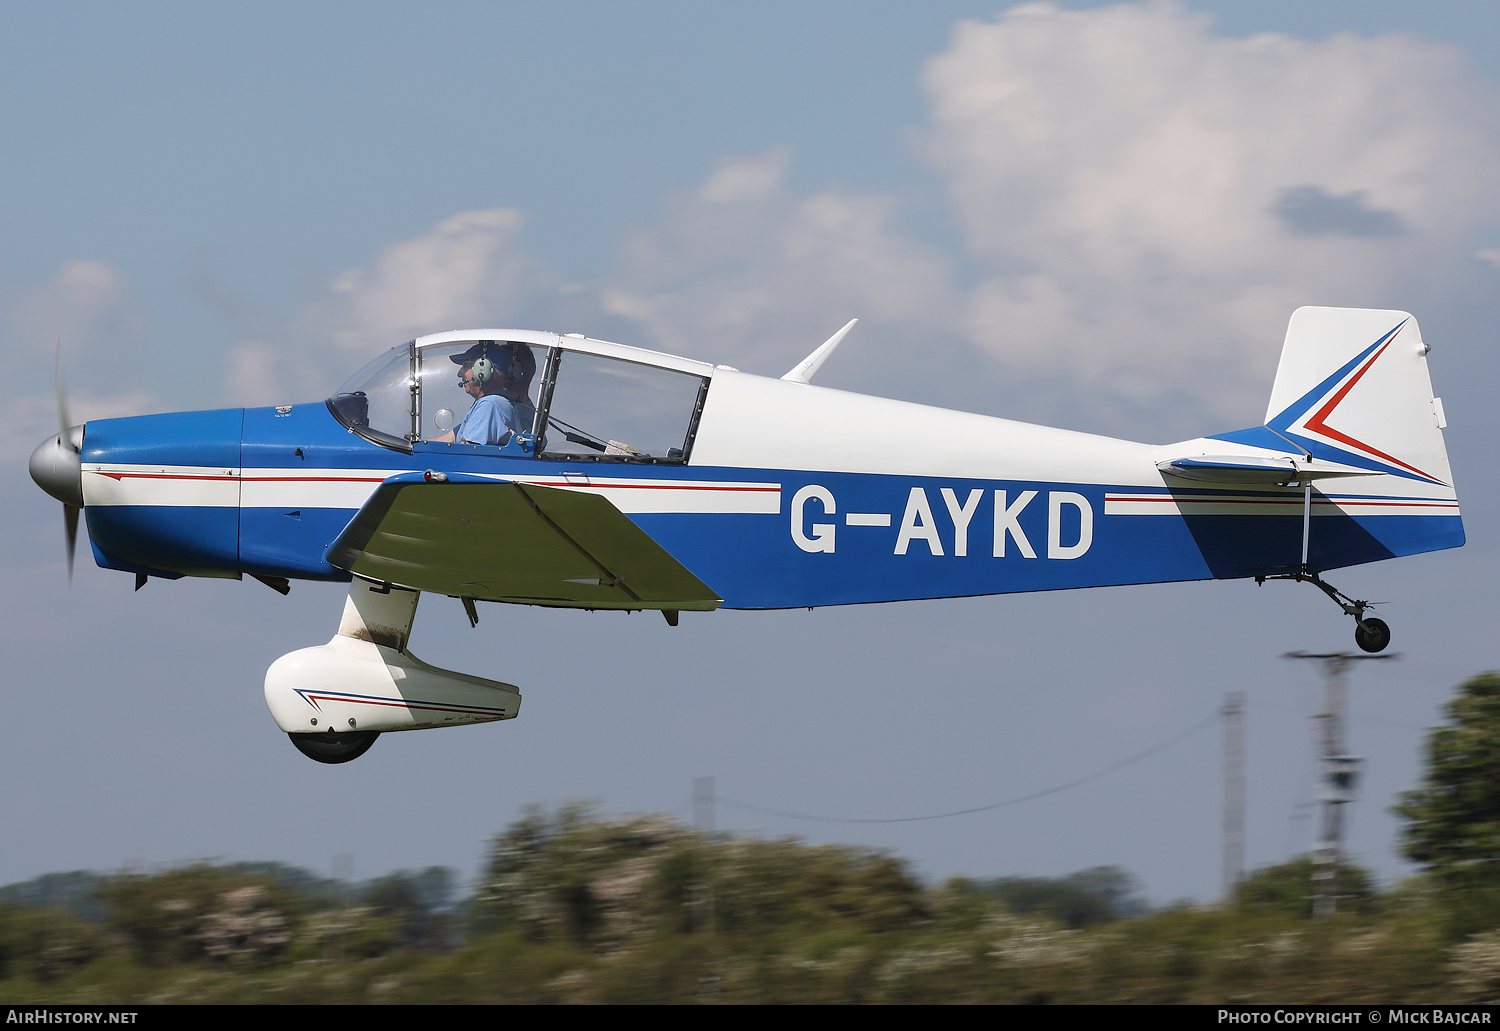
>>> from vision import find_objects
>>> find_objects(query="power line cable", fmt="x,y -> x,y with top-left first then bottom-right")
718,708 -> 1221,825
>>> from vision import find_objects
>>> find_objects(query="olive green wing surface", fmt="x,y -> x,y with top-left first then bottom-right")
326,474 -> 721,611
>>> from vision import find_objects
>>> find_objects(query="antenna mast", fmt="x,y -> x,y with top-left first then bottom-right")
1222,691 -> 1246,902
1283,650 -> 1396,916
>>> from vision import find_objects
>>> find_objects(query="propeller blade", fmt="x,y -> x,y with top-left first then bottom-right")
56,337 -> 80,581
56,337 -> 75,451
64,504 -> 78,581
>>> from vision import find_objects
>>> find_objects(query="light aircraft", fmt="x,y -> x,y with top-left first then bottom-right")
29,307 -> 1461,763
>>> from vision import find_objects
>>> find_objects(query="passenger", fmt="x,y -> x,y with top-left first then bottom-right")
432,342 -> 517,446
498,342 -> 538,435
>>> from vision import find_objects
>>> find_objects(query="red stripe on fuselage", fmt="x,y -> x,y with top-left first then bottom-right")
96,471 -> 389,483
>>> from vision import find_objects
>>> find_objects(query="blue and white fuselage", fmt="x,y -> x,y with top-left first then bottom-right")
75,327 -> 1461,606
33,309 -> 1462,761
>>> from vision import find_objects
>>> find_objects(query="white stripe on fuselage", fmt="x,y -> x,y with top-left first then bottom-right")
83,465 -> 247,508
83,464 -> 782,515
1104,492 -> 1461,518
240,470 -> 402,509
507,474 -> 781,514
85,462 -> 1457,522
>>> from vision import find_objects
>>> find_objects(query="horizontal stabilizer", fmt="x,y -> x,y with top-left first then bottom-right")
326,473 -> 721,611
1157,454 -> 1377,484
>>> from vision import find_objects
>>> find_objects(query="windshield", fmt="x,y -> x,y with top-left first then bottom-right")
327,343 -> 416,448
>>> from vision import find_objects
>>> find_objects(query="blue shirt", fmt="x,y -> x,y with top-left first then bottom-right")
454,394 -> 516,446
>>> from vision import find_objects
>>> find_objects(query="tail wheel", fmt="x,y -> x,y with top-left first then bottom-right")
289,730 -> 380,764
1354,617 -> 1391,654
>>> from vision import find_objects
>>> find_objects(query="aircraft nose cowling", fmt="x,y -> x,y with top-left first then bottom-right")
29,430 -> 83,508
80,408 -> 244,578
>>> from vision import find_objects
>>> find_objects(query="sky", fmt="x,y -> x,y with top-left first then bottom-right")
4,0 -> 1500,905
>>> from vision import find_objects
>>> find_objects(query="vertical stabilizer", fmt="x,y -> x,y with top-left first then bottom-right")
1265,307 -> 1454,489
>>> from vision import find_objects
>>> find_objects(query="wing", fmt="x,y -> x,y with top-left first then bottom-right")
326,472 -> 721,611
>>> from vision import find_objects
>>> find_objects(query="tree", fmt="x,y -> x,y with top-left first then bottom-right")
469,804 -> 927,949
1396,674 -> 1500,876
1064,866 -> 1149,920
0,903 -> 105,982
1235,857 -> 1376,918
360,867 -> 456,951
977,866 -> 1146,928
95,866 -> 299,967
1395,673 -> 1500,934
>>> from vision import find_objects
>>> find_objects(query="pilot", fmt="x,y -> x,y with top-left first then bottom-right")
432,342 -> 518,446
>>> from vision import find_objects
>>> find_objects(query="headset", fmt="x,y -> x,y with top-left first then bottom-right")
470,342 -> 520,387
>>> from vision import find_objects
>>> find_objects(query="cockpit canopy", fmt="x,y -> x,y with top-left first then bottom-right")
328,331 -> 712,463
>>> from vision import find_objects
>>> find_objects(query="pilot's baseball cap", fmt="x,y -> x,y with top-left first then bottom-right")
449,341 -> 536,379
449,341 -> 498,365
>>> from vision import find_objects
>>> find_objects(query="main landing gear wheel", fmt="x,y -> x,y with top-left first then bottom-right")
1355,617 -> 1391,654
289,730 -> 380,764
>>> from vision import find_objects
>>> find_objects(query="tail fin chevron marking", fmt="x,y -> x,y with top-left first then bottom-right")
1266,313 -> 1447,486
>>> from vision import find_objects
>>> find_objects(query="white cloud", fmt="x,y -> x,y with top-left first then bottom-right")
217,156 -> 955,407
223,208 -> 558,405
319,208 -> 551,353
600,149 -> 957,373
920,1 -> 1500,415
